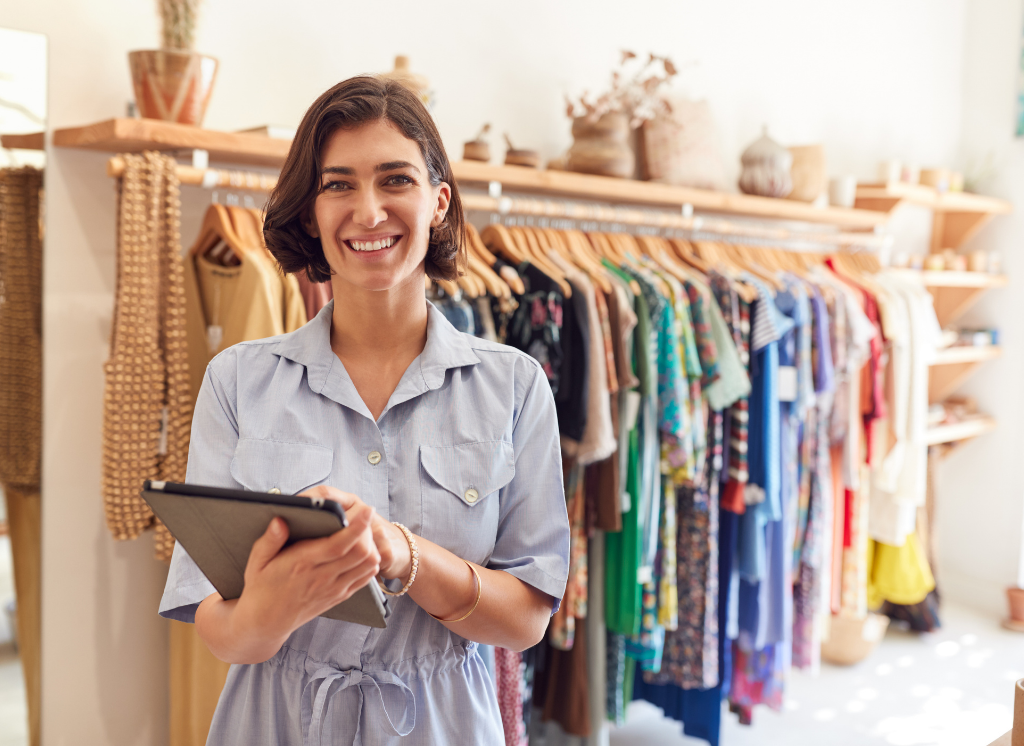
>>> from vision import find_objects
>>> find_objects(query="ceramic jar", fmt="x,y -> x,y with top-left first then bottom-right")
738,127 -> 792,198
567,112 -> 635,179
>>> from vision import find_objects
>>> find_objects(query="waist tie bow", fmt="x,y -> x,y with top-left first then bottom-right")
301,665 -> 416,746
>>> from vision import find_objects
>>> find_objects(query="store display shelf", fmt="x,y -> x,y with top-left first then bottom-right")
52,118 -> 291,167
889,269 -> 1009,288
855,182 -> 1011,215
925,415 -> 996,446
1,132 -> 44,150
453,160 -> 885,229
931,345 -> 1002,366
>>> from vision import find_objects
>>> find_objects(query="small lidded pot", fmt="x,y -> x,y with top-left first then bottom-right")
738,126 -> 793,198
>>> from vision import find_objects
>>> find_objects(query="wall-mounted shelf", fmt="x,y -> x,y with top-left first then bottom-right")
52,118 -> 290,168
453,161 -> 886,229
50,118 -> 889,230
1,132 -> 44,150
889,270 -> 1008,327
926,415 -> 997,446
855,182 -> 1011,252
929,346 -> 1002,403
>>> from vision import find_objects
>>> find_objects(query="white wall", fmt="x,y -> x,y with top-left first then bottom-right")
934,0 -> 1024,615
0,0 -> 976,742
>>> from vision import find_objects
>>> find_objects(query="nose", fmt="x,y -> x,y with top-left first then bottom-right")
351,186 -> 387,229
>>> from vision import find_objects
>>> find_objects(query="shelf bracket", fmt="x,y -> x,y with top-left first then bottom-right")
488,180 -> 502,199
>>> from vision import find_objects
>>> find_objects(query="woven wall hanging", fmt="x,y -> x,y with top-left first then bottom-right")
0,167 -> 43,494
102,152 -> 192,561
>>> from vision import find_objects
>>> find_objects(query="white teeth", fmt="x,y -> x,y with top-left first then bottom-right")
349,237 -> 397,251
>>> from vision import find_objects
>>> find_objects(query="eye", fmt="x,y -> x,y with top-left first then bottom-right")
384,174 -> 414,186
320,179 -> 350,192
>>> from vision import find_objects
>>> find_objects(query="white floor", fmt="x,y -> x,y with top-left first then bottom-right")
611,603 -> 1022,746
0,534 -> 27,746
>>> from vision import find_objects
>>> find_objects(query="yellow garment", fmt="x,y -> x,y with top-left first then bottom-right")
184,248 -> 307,406
867,532 -> 935,609
175,244 -> 306,746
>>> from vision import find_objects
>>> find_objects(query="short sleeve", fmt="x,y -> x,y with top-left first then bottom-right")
158,360 -> 242,623
488,359 -> 570,613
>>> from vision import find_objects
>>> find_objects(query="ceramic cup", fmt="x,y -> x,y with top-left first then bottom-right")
829,175 -> 858,208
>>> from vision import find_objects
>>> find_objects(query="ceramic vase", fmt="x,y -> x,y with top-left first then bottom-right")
738,127 -> 792,198
786,144 -> 827,202
128,49 -> 218,126
567,113 -> 635,179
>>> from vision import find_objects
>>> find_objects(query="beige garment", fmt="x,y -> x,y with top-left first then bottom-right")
184,247 -> 307,407
174,242 -> 306,746
549,253 -> 616,465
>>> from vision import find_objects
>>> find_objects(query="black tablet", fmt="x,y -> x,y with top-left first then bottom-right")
142,480 -> 389,628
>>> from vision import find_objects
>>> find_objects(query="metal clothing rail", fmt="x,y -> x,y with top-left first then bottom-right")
105,155 -> 888,250
461,193 -> 888,251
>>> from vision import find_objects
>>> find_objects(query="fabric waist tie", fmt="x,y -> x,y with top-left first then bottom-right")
302,664 -> 416,746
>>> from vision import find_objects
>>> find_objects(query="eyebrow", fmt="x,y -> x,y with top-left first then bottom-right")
321,161 -> 421,177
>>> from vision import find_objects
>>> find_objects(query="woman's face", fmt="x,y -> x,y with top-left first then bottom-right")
309,119 -> 450,294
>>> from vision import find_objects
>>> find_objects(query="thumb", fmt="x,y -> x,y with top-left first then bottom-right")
248,516 -> 289,571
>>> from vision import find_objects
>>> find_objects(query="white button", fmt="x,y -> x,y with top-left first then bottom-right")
268,487 -> 281,495
464,488 -> 479,504
368,451 -> 382,465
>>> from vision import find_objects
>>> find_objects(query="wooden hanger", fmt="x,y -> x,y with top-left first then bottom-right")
481,223 -> 571,296
549,228 -> 614,294
466,224 -> 525,294
669,238 -> 710,274
190,204 -> 249,266
512,227 -> 573,291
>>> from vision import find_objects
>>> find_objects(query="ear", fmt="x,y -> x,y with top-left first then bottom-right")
431,182 -> 452,227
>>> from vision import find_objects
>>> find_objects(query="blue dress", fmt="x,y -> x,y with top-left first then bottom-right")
159,300 -> 571,745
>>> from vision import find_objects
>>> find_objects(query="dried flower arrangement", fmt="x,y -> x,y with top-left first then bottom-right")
565,50 -> 678,129
159,0 -> 203,51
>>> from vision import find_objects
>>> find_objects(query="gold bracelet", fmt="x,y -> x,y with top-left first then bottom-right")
376,522 -> 419,597
428,561 -> 482,624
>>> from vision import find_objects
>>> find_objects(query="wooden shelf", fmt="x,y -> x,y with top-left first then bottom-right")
49,118 -> 887,229
929,346 -> 1002,403
453,161 -> 886,229
856,182 -> 1012,215
52,118 -> 290,168
926,415 -> 996,446
1,132 -> 44,150
931,345 -> 1001,366
888,270 -> 1009,288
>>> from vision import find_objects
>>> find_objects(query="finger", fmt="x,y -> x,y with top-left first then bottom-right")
298,485 -> 360,510
284,511 -> 377,569
247,517 -> 289,572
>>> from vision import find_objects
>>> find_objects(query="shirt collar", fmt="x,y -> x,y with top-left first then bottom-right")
272,299 -> 481,418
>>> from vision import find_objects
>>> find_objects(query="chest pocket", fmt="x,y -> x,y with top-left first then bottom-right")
419,440 -> 515,563
230,438 -> 333,494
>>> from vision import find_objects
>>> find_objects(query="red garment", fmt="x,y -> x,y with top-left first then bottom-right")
494,648 -> 525,746
295,273 -> 333,321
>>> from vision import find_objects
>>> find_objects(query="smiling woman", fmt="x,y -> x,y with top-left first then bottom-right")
158,75 -> 570,746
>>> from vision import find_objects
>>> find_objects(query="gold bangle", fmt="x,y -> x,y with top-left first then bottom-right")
429,561 -> 481,624
376,522 -> 419,597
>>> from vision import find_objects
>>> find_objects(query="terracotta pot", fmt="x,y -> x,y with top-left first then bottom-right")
1007,587 -> 1024,622
128,49 -> 218,126
567,113 -> 635,179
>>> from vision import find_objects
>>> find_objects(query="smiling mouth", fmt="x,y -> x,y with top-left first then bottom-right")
346,236 -> 400,252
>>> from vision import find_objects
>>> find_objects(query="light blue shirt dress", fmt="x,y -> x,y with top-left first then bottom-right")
159,300 -> 571,745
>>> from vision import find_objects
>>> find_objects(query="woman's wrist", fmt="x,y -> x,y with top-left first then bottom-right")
381,521 -> 415,581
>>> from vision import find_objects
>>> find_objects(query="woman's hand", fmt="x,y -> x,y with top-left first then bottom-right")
370,513 -> 413,582
196,486 -> 380,664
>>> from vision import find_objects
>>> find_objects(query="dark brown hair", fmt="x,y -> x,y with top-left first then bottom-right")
263,76 -> 464,283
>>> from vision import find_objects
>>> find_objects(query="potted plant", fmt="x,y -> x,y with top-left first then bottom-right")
564,51 -> 678,179
128,0 -> 218,126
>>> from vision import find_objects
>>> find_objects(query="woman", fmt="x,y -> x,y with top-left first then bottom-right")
159,77 -> 570,744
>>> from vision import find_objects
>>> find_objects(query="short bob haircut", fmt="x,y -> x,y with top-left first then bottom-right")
264,76 -> 465,283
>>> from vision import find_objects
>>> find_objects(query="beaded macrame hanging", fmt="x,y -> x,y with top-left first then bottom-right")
102,152 -> 192,561
0,167 -> 44,494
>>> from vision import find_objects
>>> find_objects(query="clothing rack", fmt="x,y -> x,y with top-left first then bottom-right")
105,155 -> 888,251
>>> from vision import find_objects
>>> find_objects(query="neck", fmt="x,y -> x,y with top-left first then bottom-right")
328,272 -> 429,362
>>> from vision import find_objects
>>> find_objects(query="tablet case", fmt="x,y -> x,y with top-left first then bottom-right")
142,480 -> 389,628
